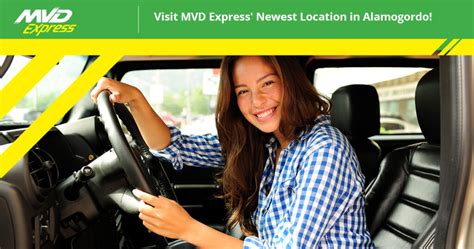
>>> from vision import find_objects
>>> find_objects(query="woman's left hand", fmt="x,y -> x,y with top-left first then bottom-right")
132,189 -> 196,240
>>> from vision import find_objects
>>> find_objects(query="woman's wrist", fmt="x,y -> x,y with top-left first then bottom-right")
127,88 -> 146,108
179,218 -> 202,242
179,219 -> 244,249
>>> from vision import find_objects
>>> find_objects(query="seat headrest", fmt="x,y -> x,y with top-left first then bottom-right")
416,68 -> 440,145
331,85 -> 380,138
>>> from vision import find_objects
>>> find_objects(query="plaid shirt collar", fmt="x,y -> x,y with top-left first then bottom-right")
264,114 -> 330,150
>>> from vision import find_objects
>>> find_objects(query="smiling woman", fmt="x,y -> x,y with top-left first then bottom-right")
214,57 -> 374,248
0,55 -> 472,249
90,56 -> 374,248
232,57 -> 284,134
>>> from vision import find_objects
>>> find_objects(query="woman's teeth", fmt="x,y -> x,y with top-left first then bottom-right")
256,108 -> 275,118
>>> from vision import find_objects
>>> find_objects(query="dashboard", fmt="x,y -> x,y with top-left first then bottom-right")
0,117 -> 109,249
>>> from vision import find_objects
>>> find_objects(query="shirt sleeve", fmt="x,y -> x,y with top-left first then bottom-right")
243,142 -> 363,248
149,126 -> 225,170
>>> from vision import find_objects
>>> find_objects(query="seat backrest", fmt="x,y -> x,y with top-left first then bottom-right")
331,84 -> 381,187
365,68 -> 440,248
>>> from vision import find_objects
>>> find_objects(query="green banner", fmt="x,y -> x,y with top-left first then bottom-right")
0,0 -> 473,38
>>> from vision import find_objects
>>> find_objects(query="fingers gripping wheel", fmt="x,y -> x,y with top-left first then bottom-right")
96,91 -> 176,200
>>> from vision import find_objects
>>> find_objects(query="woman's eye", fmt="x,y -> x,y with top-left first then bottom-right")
237,89 -> 248,96
263,81 -> 274,87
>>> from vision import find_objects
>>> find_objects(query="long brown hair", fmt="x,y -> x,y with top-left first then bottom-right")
216,56 -> 330,235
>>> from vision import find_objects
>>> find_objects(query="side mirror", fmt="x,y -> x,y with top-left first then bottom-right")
0,56 -> 14,78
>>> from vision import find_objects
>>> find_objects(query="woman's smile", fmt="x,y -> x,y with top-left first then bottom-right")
254,106 -> 277,122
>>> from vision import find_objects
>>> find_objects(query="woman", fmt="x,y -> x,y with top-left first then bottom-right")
91,56 -> 374,248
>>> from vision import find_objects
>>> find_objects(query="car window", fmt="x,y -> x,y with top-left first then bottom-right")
122,68 -> 220,135
0,55 -> 88,125
314,67 -> 430,134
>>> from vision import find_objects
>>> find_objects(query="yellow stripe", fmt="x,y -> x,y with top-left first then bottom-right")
0,54 -> 122,177
0,39 -> 445,55
440,39 -> 460,55
0,54 -> 63,120
449,39 -> 474,55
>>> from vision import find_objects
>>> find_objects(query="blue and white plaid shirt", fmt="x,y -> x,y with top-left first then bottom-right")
152,115 -> 374,248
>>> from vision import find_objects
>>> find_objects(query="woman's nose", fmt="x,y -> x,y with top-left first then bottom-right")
252,91 -> 266,108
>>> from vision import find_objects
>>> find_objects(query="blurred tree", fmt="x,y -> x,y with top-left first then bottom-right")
190,85 -> 212,115
162,89 -> 185,116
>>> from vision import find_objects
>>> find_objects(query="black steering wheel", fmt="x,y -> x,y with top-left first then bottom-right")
96,91 -> 176,200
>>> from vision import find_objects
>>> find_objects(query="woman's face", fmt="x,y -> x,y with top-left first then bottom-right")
233,57 -> 283,134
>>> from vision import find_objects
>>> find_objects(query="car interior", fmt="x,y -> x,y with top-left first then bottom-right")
365,68 -> 440,248
330,84 -> 381,188
0,55 -> 472,249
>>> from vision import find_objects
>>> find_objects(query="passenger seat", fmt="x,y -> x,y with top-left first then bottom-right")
364,68 -> 440,248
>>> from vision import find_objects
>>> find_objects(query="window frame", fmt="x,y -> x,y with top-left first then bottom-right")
112,58 -> 222,80
112,58 -> 223,135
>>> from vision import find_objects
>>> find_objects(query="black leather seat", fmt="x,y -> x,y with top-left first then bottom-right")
365,68 -> 440,248
331,85 -> 381,188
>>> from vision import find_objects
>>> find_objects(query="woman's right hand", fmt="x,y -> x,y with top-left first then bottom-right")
90,77 -> 171,150
90,77 -> 142,105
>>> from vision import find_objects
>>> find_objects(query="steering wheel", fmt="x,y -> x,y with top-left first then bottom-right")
96,90 -> 176,200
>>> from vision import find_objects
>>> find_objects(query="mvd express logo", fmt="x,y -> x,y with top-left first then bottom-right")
15,8 -> 77,36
